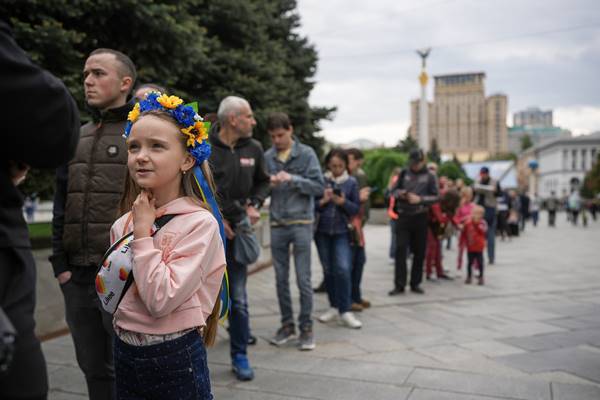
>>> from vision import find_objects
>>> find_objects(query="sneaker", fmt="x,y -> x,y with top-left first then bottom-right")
351,303 -> 364,312
478,276 -> 485,285
298,328 -> 316,351
318,307 -> 338,323
388,287 -> 405,296
248,334 -> 257,345
410,286 -> 425,294
339,312 -> 362,329
231,354 -> 254,381
269,324 -> 296,346
465,276 -> 472,284
361,299 -> 371,309
439,274 -> 454,280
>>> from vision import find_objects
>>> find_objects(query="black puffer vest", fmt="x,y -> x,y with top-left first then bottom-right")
62,101 -> 133,267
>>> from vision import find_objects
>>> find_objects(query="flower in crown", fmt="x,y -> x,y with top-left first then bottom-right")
123,91 -> 212,164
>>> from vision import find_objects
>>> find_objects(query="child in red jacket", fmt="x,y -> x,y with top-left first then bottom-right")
461,205 -> 488,285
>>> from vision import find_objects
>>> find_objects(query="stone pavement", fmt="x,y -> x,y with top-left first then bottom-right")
43,215 -> 600,399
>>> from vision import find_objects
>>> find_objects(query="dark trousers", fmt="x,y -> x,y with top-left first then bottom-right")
467,251 -> 484,278
0,247 -> 48,400
394,213 -> 428,290
114,330 -> 212,399
61,278 -> 115,400
225,238 -> 249,359
548,210 -> 556,226
351,245 -> 366,304
484,207 -> 497,263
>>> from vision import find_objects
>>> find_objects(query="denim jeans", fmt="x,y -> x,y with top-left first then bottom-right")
484,207 -> 497,263
351,245 -> 366,304
226,237 -> 249,359
314,232 -> 352,314
61,278 -> 115,400
271,224 -> 313,330
114,330 -> 212,399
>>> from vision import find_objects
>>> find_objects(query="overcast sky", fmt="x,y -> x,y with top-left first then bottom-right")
296,0 -> 600,146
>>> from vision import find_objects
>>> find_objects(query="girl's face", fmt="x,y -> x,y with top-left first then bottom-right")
127,115 -> 194,196
328,155 -> 347,178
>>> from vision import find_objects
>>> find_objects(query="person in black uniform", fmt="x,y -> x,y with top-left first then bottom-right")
1,18 -> 80,400
388,149 -> 439,295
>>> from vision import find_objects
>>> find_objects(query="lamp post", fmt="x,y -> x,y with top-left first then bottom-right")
416,48 -> 431,152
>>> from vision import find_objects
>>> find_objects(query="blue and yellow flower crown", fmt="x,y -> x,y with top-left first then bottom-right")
124,92 -> 212,164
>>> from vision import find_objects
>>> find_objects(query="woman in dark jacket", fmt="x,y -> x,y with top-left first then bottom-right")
314,149 -> 362,329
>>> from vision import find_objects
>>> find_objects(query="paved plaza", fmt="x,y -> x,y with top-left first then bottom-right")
41,215 -> 600,399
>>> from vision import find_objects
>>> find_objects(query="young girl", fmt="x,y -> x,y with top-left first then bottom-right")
110,93 -> 226,399
461,205 -> 488,285
455,186 -> 475,270
315,149 -> 362,329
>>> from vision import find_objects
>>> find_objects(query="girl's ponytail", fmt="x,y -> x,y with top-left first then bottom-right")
203,295 -> 221,347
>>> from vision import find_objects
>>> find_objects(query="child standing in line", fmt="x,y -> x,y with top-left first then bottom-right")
110,93 -> 226,399
461,205 -> 488,285
455,187 -> 475,271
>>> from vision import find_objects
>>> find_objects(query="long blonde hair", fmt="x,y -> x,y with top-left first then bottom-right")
119,111 -> 223,346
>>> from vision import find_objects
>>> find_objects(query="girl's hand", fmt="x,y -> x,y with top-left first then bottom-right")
332,192 -> 345,206
320,188 -> 333,206
132,191 -> 161,238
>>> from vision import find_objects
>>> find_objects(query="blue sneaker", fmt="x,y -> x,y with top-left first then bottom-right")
232,354 -> 254,381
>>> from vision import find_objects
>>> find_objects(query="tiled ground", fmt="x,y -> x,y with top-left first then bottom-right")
42,214 -> 600,399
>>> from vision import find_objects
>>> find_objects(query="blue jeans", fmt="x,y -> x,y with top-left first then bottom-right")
314,232 -> 352,314
351,245 -> 366,304
484,207 -> 497,263
271,224 -> 313,330
226,237 -> 249,359
114,330 -> 212,399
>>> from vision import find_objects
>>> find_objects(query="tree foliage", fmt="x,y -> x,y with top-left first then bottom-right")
3,0 -> 334,198
581,153 -> 600,199
396,135 -> 418,153
438,159 -> 472,185
427,138 -> 441,164
520,134 -> 533,151
362,148 -> 407,207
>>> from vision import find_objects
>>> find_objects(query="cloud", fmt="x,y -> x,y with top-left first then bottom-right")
296,0 -> 600,146
320,121 -> 410,147
554,105 -> 600,135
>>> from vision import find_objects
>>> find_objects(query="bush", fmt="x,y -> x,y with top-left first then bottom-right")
363,149 -> 407,207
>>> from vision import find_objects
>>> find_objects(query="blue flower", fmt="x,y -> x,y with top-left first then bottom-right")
190,142 -> 212,164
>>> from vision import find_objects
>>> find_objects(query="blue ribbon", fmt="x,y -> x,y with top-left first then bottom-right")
193,165 -> 230,320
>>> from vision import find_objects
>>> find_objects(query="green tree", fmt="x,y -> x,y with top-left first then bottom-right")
396,135 -> 418,152
362,148 -> 407,207
521,134 -> 533,151
3,0 -> 334,198
438,160 -> 472,185
581,153 -> 600,198
427,138 -> 441,164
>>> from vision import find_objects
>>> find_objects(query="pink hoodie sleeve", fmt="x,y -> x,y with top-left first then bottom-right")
129,213 -> 226,319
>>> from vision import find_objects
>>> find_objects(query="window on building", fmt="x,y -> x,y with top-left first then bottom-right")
572,149 -> 577,170
581,149 -> 587,170
563,150 -> 568,170
592,148 -> 597,165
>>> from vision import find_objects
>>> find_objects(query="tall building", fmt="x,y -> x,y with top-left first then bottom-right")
508,106 -> 571,153
409,72 -> 508,161
513,107 -> 552,127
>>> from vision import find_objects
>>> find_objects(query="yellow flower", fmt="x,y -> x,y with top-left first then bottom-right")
194,121 -> 209,142
128,103 -> 140,122
181,126 -> 196,147
157,94 -> 184,109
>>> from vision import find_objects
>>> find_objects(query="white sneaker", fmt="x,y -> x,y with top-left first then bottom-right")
339,312 -> 362,329
318,308 -> 338,323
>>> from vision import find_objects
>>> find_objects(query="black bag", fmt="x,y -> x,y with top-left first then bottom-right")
233,217 -> 260,265
0,306 -> 16,372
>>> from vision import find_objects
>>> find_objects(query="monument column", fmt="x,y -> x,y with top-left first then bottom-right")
417,48 -> 431,152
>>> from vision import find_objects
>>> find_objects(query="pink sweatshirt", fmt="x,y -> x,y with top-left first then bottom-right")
456,202 -> 475,225
110,197 -> 226,335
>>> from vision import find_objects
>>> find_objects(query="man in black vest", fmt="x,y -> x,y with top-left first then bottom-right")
50,48 -> 136,400
0,19 -> 80,400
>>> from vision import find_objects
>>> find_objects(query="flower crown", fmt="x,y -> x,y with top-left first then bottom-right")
124,92 -> 211,164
